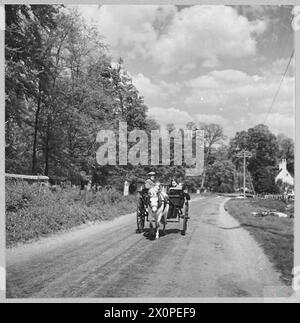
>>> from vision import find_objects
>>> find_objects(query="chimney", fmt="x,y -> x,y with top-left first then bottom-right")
279,159 -> 287,171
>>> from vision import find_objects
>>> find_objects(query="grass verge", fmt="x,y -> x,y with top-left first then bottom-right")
6,181 -> 137,247
225,198 -> 294,286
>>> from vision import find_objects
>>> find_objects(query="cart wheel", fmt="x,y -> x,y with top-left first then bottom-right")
136,212 -> 145,234
162,220 -> 166,235
181,217 -> 187,235
181,202 -> 189,235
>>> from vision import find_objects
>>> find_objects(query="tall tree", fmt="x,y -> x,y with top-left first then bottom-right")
229,124 -> 280,193
206,160 -> 236,193
199,123 -> 226,189
5,5 -> 61,174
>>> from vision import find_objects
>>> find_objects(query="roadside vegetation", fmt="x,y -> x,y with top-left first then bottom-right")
6,181 -> 137,247
225,198 -> 294,285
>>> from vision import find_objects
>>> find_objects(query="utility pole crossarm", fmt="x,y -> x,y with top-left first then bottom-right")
236,151 -> 252,158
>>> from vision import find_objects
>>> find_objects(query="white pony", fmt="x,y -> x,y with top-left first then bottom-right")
147,184 -> 169,240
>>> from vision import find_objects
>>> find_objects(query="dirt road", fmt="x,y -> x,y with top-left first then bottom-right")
6,195 -> 289,298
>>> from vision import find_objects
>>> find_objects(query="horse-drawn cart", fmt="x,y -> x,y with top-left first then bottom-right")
167,189 -> 190,235
136,187 -> 190,236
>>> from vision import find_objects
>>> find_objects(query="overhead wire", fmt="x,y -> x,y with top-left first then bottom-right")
264,49 -> 295,124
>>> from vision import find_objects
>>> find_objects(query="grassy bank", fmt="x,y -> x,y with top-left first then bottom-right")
225,198 -> 294,285
6,181 -> 137,247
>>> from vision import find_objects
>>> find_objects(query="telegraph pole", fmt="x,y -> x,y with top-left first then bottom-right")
243,151 -> 246,200
236,150 -> 253,200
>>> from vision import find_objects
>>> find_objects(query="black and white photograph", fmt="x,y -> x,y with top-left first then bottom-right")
2,3 -> 297,302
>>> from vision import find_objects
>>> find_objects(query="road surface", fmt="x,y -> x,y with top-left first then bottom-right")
6,195 -> 289,298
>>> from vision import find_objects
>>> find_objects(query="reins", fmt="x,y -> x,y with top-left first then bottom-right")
148,189 -> 168,212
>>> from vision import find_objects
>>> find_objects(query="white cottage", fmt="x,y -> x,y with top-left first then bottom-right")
275,159 -> 294,188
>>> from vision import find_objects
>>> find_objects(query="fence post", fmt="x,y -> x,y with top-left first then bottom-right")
124,181 -> 129,196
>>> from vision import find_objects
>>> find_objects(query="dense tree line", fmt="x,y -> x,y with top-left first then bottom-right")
184,123 -> 294,194
5,5 -> 294,193
5,5 -> 157,185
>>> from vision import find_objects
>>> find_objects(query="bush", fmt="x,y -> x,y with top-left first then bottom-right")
252,167 -> 279,194
218,183 -> 235,193
6,181 -> 137,247
6,180 -> 40,212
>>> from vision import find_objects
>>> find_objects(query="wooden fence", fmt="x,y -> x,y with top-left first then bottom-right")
254,193 -> 295,201
5,174 -> 49,182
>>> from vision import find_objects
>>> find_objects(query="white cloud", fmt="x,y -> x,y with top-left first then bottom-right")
179,63 -> 197,74
147,108 -> 292,139
185,68 -> 294,116
258,113 -> 294,136
196,114 -> 229,125
184,67 -> 295,138
132,73 -> 162,100
133,67 -> 294,138
148,107 -> 193,129
131,73 -> 181,107
235,112 -> 295,138
78,5 -> 267,74
262,57 -> 295,78
152,6 -> 267,73
187,70 -> 253,89
96,5 -> 176,62
71,5 -> 294,138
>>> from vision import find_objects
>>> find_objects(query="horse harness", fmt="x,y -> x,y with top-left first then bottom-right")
154,191 -> 169,212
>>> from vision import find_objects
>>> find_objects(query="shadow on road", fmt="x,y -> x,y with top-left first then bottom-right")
241,223 -> 292,238
142,228 -> 182,241
220,223 -> 291,238
219,226 -> 242,230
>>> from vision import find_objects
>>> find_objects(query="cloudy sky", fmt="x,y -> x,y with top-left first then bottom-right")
72,5 -> 295,138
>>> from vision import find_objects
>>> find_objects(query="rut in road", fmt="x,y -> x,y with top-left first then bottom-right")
7,224 -> 143,298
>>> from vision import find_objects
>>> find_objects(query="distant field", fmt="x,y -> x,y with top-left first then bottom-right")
225,198 -> 294,286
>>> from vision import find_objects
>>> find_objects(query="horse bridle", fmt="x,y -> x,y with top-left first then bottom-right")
149,190 -> 166,213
